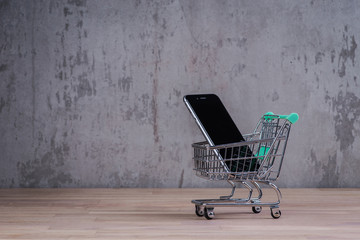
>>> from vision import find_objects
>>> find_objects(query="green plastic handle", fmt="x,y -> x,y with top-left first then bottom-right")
264,112 -> 299,124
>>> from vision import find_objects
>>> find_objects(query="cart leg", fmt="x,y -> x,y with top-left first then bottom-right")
269,182 -> 282,204
267,182 -> 282,219
220,180 -> 236,200
250,181 -> 263,201
250,181 -> 263,214
239,181 -> 253,202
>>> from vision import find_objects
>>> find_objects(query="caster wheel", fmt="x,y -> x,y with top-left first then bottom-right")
195,205 -> 204,217
252,206 -> 262,214
271,208 -> 281,219
204,208 -> 215,220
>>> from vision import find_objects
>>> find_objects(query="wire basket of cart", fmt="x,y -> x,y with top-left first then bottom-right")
191,112 -> 299,219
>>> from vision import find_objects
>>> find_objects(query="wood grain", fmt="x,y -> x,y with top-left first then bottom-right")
0,188 -> 359,239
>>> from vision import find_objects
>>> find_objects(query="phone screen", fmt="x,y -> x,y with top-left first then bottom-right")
184,94 -> 258,172
184,94 -> 244,145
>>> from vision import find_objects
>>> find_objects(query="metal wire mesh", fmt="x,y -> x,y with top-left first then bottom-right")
192,115 -> 292,181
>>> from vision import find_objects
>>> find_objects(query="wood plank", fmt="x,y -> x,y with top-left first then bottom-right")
0,188 -> 359,239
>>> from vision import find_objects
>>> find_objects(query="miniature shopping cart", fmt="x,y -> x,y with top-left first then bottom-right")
191,112 -> 299,219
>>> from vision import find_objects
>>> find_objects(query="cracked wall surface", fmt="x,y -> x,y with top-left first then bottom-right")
0,0 -> 359,188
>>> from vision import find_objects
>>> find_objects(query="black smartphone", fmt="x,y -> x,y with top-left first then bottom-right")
184,94 -> 258,172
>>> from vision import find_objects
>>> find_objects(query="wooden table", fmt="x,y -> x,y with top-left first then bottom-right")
0,188 -> 359,239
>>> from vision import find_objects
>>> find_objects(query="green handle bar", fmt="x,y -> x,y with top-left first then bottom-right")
263,112 -> 299,124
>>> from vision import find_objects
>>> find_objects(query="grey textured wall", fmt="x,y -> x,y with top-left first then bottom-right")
0,0 -> 359,188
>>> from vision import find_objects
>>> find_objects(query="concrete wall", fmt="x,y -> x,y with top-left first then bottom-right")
1,0 -> 359,188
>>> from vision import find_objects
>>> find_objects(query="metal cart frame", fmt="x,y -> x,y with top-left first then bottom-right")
191,112 -> 299,219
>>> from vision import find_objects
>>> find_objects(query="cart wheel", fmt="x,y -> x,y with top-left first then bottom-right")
270,208 -> 281,219
204,208 -> 215,220
195,205 -> 204,217
252,206 -> 262,214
